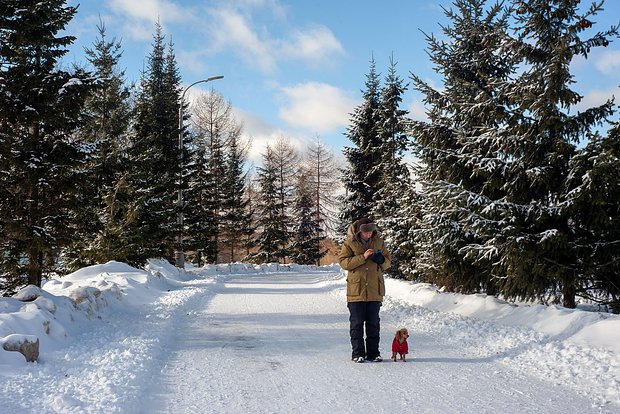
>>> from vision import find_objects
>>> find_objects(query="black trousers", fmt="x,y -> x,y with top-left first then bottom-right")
347,301 -> 381,359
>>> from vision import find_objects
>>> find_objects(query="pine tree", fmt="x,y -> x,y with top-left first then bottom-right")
410,0 -> 513,292
60,20 -> 132,270
123,23 -> 180,265
0,0 -> 93,289
290,172 -> 326,265
220,127 -> 254,263
247,147 -> 290,263
339,57 -> 383,232
372,56 -> 413,279
562,123 -> 620,313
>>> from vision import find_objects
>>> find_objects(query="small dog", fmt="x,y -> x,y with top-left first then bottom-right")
391,328 -> 409,362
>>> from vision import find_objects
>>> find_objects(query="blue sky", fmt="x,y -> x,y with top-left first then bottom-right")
64,0 -> 620,164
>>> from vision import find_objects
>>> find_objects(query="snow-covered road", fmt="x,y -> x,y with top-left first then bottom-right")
2,263 -> 618,413
143,271 -> 608,413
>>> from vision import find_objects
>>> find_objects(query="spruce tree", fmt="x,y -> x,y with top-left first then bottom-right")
186,89 -> 236,264
290,171 -> 326,265
247,147 -> 290,263
562,123 -> 620,313
339,57 -> 383,232
411,0 -> 618,307
0,0 -> 93,288
487,0 -> 618,307
410,0 -> 512,291
271,137 -> 298,260
372,56 -> 413,279
220,127 -> 254,263
124,23 -> 180,265
60,20 -> 132,270
243,176 -> 261,259
184,125 -> 213,265
163,41 -> 185,258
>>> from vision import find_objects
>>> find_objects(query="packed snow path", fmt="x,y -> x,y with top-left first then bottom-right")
144,271 -> 606,413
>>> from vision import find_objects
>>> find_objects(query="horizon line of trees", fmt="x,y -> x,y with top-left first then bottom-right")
0,1 -> 340,295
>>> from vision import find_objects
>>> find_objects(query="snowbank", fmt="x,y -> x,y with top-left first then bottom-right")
0,259 -> 184,366
385,277 -> 620,353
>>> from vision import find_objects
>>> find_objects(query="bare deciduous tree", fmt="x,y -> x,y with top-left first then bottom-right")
303,136 -> 341,236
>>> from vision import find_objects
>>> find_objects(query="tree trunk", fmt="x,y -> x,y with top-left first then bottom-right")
562,280 -> 576,309
27,247 -> 43,287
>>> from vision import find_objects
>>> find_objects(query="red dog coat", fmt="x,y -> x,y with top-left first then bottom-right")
392,337 -> 408,355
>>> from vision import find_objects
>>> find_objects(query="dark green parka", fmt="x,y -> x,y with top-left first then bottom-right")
338,221 -> 391,302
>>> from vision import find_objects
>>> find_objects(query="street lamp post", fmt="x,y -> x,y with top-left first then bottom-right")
177,75 -> 224,268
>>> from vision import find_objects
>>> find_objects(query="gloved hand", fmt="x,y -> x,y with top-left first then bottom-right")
370,250 -> 385,264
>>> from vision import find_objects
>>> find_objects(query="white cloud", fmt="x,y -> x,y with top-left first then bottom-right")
407,99 -> 428,122
177,50 -> 211,76
233,107 -> 279,140
230,108 -> 294,166
122,23 -> 155,42
106,0 -> 196,41
280,25 -> 344,66
109,0 -> 191,24
231,106 -> 345,168
594,50 -> 620,75
202,7 -> 343,74
232,0 -> 288,19
207,7 -> 276,72
574,87 -> 619,113
100,1 -> 344,74
278,82 -> 357,133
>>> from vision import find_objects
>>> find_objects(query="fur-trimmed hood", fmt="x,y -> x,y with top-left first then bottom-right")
346,219 -> 378,242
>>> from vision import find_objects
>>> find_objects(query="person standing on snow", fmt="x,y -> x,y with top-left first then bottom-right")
338,218 -> 391,363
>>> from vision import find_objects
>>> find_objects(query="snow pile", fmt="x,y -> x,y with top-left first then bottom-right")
384,278 -> 620,353
0,260 -> 184,366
